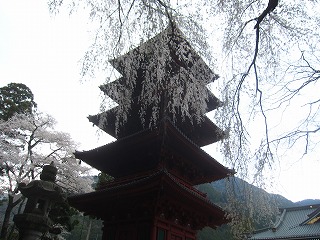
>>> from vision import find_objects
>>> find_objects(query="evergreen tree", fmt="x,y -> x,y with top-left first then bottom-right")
0,83 -> 37,121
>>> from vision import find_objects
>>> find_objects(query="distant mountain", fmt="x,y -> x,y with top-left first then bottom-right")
295,199 -> 320,206
198,177 -> 297,208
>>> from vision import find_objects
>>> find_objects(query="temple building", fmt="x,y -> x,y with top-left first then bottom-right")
248,204 -> 320,240
69,25 -> 234,240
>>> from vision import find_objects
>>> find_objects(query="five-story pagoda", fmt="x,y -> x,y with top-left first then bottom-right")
69,25 -> 234,240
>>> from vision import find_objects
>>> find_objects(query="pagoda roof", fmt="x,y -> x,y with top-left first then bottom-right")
75,119 -> 233,185
99,79 -> 222,115
68,169 -> 229,229
88,112 -> 224,147
109,26 -> 218,84
90,25 -> 223,143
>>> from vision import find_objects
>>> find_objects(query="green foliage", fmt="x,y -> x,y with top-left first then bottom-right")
49,201 -> 80,232
197,226 -> 233,240
197,184 -> 224,205
0,198 -> 7,206
0,83 -> 37,120
94,172 -> 114,190
64,216 -> 103,240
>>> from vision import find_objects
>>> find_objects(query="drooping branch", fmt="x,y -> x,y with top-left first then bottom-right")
227,16 -> 275,173
233,25 -> 261,151
254,0 -> 279,29
156,0 -> 174,26
281,53 -> 320,103
253,50 -> 320,161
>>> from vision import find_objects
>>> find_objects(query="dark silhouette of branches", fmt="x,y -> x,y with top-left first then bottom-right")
231,0 -> 280,166
264,52 -> 320,156
254,0 -> 279,29
279,53 -> 320,104
232,21 -> 272,165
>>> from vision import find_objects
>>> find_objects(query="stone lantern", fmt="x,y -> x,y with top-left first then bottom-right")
13,162 -> 65,240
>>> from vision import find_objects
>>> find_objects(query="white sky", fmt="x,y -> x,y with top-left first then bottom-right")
0,0 -> 113,150
0,0 -> 319,203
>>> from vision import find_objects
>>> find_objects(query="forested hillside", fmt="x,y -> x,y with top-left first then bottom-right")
196,177 -> 313,240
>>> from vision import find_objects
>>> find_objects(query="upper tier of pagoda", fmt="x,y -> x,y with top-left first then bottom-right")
88,25 -> 224,147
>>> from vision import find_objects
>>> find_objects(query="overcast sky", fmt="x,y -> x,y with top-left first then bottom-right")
0,0 -> 114,150
0,0 -> 319,202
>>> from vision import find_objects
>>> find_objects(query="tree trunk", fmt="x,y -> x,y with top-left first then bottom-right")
0,195 -> 22,240
85,219 -> 92,240
0,195 -> 14,240
6,197 -> 26,240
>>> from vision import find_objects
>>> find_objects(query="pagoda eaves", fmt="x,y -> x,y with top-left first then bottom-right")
75,119 -> 234,185
69,169 -> 228,230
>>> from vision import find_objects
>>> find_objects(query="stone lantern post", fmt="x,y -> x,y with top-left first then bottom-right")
13,162 -> 65,240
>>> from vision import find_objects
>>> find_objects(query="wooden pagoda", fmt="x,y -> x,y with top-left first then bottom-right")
69,25 -> 234,240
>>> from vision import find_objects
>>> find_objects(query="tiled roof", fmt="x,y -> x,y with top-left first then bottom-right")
249,205 -> 320,240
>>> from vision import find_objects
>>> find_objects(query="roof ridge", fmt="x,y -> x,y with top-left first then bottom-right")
280,204 -> 320,212
272,209 -> 286,232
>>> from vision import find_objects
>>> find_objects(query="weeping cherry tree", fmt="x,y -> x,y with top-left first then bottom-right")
47,0 -> 320,237
0,112 -> 92,239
